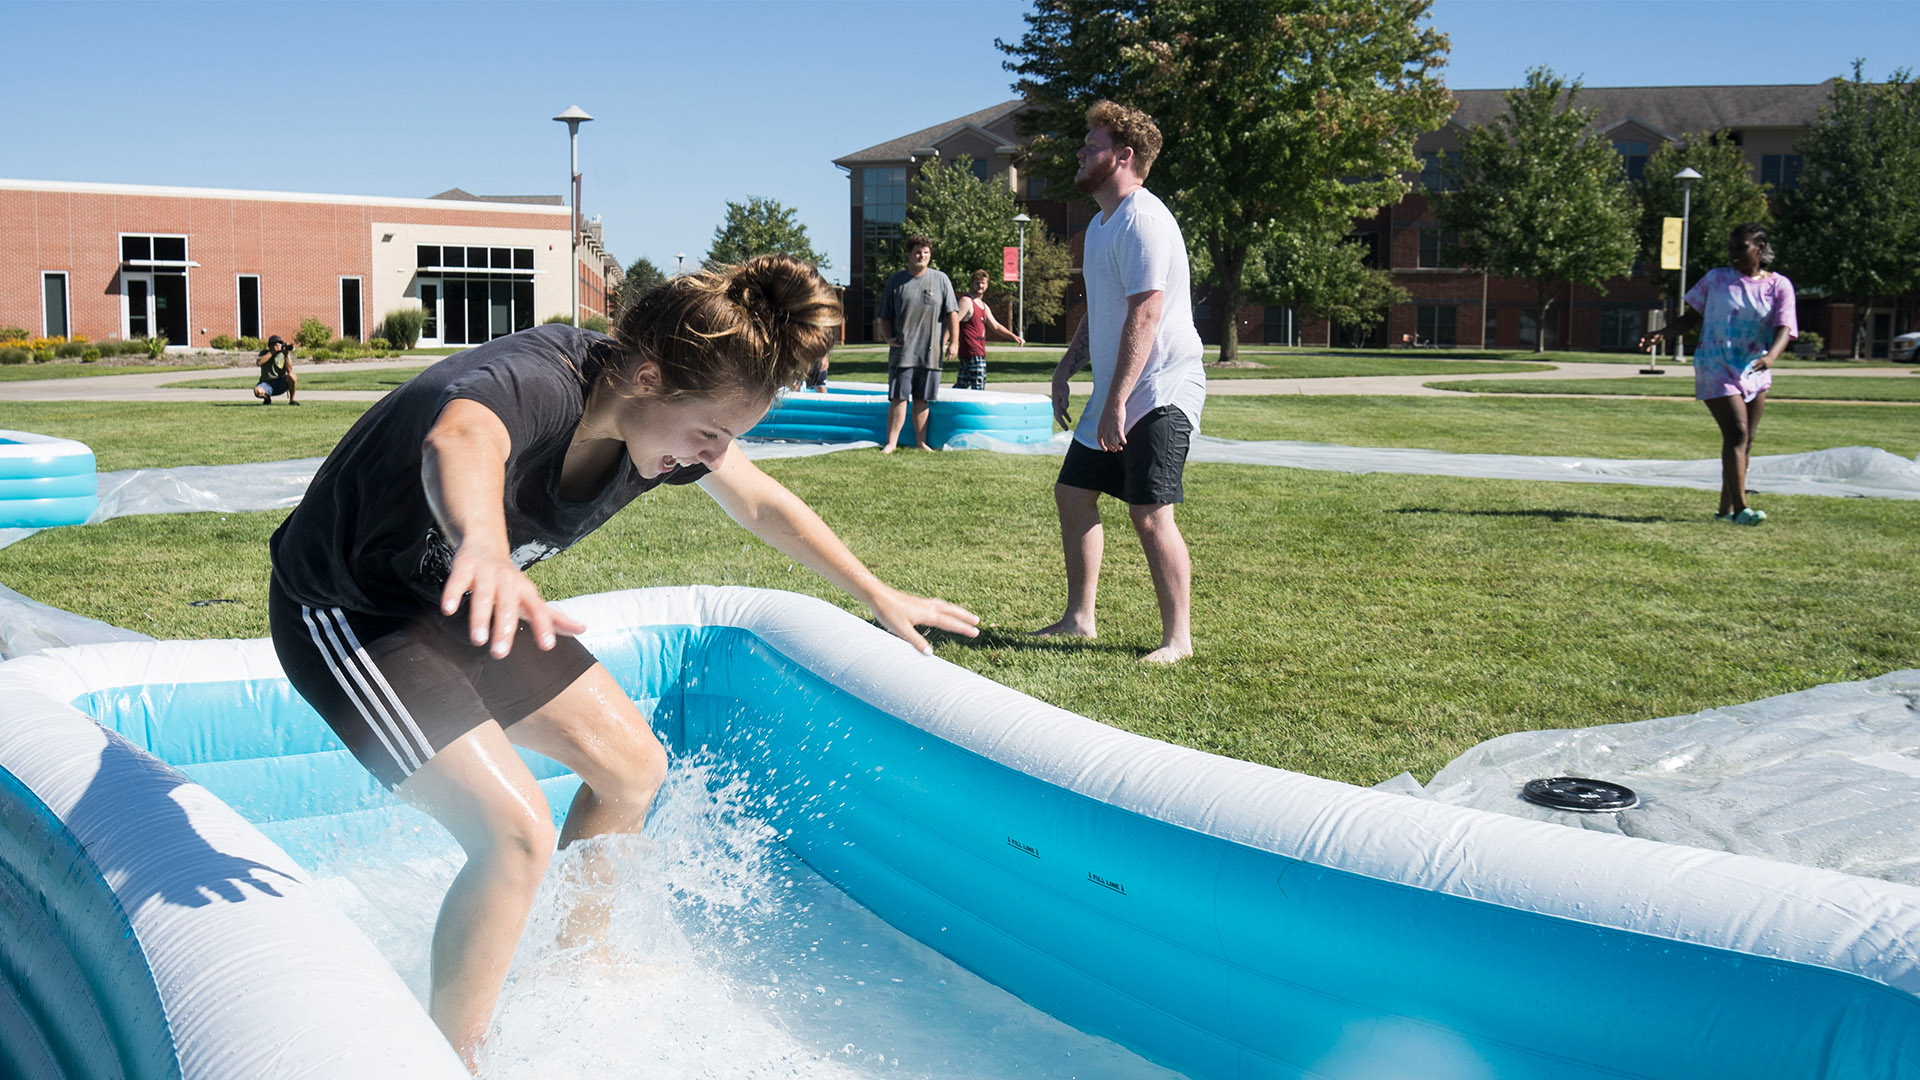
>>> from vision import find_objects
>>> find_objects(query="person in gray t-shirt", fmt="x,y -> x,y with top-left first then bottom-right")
876,235 -> 958,452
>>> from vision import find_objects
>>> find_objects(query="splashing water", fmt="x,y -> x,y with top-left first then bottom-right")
310,753 -> 1181,1079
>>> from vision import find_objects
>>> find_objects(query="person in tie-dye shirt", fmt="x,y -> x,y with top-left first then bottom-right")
1647,223 -> 1796,525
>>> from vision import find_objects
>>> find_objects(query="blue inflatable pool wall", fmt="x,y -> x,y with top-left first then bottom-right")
2,586 -> 1918,1079
0,430 -> 96,529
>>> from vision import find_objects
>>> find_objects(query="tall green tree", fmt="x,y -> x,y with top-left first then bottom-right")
612,255 -> 668,319
1778,62 -> 1920,357
1016,224 -> 1073,336
1635,133 -> 1772,298
704,195 -> 829,270
1435,67 -> 1639,352
1244,226 -> 1406,336
999,0 -> 1452,362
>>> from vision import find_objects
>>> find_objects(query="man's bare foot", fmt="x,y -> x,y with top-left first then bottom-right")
1030,617 -> 1095,639
916,443 -> 936,452
880,444 -> 898,454
1141,643 -> 1191,665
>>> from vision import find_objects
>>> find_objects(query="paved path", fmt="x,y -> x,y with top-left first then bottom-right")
0,356 -> 1911,405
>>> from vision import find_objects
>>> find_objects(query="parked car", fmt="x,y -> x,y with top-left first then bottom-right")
1894,331 -> 1920,363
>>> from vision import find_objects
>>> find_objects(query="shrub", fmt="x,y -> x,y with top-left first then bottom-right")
368,337 -> 392,350
0,347 -> 29,365
376,307 -> 428,349
209,334 -> 239,351
543,314 -> 574,325
294,317 -> 332,349
1799,330 -> 1826,356
141,336 -> 168,359
55,341 -> 87,359
0,327 -> 27,343
31,348 -> 53,363
582,314 -> 609,333
238,336 -> 265,353
80,348 -> 99,363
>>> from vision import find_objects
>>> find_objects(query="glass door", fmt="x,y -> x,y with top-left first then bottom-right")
123,273 -> 153,340
417,280 -> 441,347
153,273 -> 189,346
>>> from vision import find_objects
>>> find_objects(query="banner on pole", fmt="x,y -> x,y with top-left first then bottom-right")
1003,246 -> 1021,282
1660,217 -> 1683,270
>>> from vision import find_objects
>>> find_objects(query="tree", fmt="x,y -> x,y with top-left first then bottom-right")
704,196 -> 829,270
1243,226 -> 1406,336
901,155 -> 1021,299
611,255 -> 668,319
1000,0 -> 1452,362
1435,67 -> 1639,352
1778,62 -> 1920,357
1635,132 -> 1772,299
1017,224 -> 1073,335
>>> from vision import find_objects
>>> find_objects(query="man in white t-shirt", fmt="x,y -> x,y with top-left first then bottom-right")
1033,100 -> 1205,664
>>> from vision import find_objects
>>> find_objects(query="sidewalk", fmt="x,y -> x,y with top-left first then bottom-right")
0,356 -> 1910,405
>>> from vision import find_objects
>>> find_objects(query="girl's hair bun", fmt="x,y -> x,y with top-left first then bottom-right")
608,253 -> 842,401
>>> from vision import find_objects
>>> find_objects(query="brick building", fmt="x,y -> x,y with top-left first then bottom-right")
836,83 -> 1913,356
1,178 -> 621,349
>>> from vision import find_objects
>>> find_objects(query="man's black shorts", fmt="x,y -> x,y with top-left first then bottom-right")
1056,404 -> 1193,505
268,576 -> 597,789
887,365 -> 941,403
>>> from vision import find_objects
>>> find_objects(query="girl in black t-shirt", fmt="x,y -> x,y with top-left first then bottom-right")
267,255 -> 978,1069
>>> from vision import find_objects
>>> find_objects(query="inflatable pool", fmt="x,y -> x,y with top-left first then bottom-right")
0,430 -> 96,529
1,585 -> 1917,1078
746,383 -> 1052,446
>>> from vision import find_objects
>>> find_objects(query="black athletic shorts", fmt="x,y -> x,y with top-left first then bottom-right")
267,575 -> 597,789
887,365 -> 941,403
1056,404 -> 1193,505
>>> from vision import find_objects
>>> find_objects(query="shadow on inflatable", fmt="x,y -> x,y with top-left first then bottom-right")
1,586 -> 1917,1079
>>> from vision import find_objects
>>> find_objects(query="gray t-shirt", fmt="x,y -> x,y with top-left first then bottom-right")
879,268 -> 957,370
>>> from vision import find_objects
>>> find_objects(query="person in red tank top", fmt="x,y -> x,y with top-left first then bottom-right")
954,269 -> 1024,390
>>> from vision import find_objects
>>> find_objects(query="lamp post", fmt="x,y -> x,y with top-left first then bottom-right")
675,252 -> 686,277
553,105 -> 594,326
1012,212 -> 1031,343
1673,167 -> 1702,369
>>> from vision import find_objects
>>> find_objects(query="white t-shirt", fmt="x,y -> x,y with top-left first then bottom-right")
1075,187 -> 1206,449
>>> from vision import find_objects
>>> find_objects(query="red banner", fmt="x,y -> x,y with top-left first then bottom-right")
1003,246 -> 1020,282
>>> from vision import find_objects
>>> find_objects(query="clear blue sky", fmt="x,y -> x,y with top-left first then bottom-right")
3,1 -> 1915,280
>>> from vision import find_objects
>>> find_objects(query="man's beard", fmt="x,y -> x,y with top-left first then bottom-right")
1073,154 -> 1118,195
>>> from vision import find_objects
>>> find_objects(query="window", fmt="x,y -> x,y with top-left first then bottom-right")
237,276 -> 261,339
1599,307 -> 1645,350
42,273 -> 69,338
1417,227 -> 1461,269
120,233 -> 189,265
1415,305 -> 1457,346
1761,154 -> 1803,190
1518,309 -> 1556,350
862,167 -> 908,226
417,245 -> 439,269
1026,176 -> 1049,199
968,159 -> 991,183
1614,141 -> 1648,182
1419,151 -> 1458,192
1348,233 -> 1381,269
340,278 -> 362,341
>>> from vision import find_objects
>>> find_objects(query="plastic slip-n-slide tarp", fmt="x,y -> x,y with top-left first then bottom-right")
1,585 -> 1918,1079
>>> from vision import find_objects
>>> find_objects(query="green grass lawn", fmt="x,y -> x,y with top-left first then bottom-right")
825,346 -> 1555,382
1,393 -> 1914,787
3,448 -> 1914,786
1427,375 -> 1920,403
0,362 -> 225,381
168,367 -> 433,392
1200,395 -> 1920,459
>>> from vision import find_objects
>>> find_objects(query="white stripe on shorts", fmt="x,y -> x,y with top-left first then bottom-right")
301,604 -> 435,776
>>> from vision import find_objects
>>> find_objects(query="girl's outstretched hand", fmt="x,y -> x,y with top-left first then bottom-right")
867,587 -> 981,656
441,545 -> 587,658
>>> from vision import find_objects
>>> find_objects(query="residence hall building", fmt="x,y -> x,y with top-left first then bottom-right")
836,83 -> 1905,356
1,179 -> 621,350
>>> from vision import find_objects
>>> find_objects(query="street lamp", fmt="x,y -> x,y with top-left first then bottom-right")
1672,167 -> 1702,369
675,252 -> 686,277
1012,212 -> 1031,343
553,105 -> 594,327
